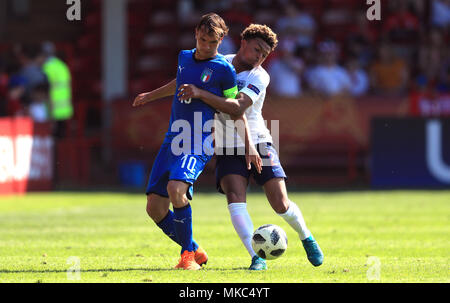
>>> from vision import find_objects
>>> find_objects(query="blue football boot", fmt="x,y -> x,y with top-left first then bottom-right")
301,234 -> 324,267
249,255 -> 267,270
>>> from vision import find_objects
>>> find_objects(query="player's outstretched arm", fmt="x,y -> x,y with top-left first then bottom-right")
132,79 -> 176,107
177,84 -> 252,117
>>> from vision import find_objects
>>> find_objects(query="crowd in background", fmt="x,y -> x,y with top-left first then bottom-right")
1,0 -> 449,124
0,41 -> 73,136
185,0 -> 450,98
0,43 -> 50,119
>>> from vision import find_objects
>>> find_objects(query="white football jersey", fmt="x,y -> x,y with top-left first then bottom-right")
215,54 -> 273,148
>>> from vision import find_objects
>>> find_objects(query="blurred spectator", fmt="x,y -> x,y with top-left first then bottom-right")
7,70 -> 27,116
416,29 -> 448,92
267,39 -> 304,97
177,0 -> 195,25
306,41 -> 352,97
275,1 -> 316,49
369,43 -> 409,96
41,41 -> 73,129
29,82 -> 50,123
345,11 -> 378,68
431,0 -> 450,28
15,43 -> 48,100
346,57 -> 369,97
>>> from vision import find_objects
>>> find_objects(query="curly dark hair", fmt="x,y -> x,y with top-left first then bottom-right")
241,24 -> 278,51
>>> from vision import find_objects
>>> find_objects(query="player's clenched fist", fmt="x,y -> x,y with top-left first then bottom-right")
177,84 -> 202,101
132,92 -> 150,107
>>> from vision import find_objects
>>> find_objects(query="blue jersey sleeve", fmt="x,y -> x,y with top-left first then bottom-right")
221,63 -> 238,98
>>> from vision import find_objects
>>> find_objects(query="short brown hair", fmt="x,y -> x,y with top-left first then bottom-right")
241,24 -> 278,51
196,13 -> 229,39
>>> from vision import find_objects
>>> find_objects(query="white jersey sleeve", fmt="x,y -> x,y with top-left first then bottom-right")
239,70 -> 270,105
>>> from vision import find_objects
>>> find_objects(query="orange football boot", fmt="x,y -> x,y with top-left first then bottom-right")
194,246 -> 208,266
174,250 -> 201,270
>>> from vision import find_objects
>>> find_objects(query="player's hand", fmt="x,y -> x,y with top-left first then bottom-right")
132,93 -> 149,107
246,145 -> 262,174
177,84 -> 201,101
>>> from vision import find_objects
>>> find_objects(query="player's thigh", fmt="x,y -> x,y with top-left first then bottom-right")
215,152 -> 250,201
146,193 -> 171,223
220,174 -> 248,204
263,178 -> 290,214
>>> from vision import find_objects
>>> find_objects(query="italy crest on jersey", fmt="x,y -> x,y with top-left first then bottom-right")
200,68 -> 213,83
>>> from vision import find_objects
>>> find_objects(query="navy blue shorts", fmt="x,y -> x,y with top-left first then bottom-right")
215,142 -> 287,194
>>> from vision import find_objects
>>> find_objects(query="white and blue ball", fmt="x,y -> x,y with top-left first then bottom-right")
251,224 -> 288,260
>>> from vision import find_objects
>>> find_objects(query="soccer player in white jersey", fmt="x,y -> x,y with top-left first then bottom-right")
178,24 -> 323,270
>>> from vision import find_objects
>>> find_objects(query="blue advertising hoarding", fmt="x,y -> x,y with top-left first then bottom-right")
371,118 -> 450,188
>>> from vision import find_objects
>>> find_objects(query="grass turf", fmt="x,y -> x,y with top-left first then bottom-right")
0,190 -> 448,283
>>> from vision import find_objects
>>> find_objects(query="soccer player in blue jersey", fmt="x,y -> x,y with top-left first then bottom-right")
132,13 -> 243,270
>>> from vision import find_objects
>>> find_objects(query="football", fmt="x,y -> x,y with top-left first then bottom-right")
251,224 -> 288,260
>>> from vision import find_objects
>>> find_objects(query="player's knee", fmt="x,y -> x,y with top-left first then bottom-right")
166,182 -> 181,199
167,182 -> 187,207
269,194 -> 290,214
221,177 -> 247,203
276,202 -> 290,214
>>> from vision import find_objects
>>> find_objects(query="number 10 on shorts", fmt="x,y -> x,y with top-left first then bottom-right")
181,155 -> 197,175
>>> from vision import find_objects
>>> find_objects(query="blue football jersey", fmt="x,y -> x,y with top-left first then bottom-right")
164,49 -> 238,155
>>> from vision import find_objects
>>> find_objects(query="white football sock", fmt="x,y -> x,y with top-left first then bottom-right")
227,202 -> 257,258
278,201 -> 311,240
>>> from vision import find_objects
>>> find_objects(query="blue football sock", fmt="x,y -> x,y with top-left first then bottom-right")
156,210 -> 198,251
173,203 -> 195,254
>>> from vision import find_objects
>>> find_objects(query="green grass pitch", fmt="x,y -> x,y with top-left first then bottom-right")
0,190 -> 448,283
